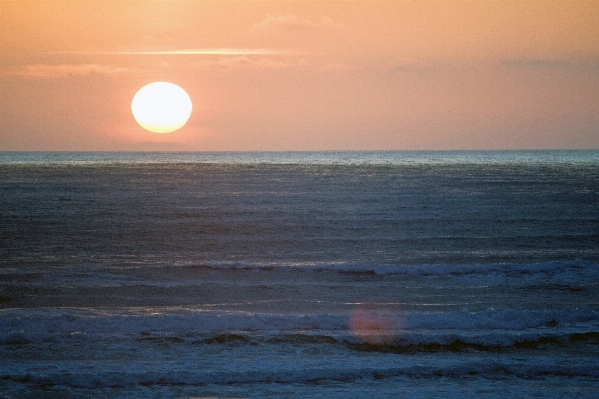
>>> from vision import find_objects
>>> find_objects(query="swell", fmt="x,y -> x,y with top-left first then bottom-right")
3,361 -> 599,389
3,328 -> 598,353
1,308 -> 597,335
346,331 -> 599,353
184,259 -> 599,276
198,331 -> 599,352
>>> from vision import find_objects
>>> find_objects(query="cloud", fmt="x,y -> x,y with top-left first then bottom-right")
501,58 -> 574,68
357,58 -> 431,77
42,48 -> 291,56
187,56 -> 310,71
3,56 -> 312,79
250,14 -> 343,33
500,57 -> 599,69
3,64 -> 133,79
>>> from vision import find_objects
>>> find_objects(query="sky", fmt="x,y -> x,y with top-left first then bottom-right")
1,0 -> 598,151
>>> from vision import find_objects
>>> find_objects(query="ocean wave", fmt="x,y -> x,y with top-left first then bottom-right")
182,259 -> 599,280
188,330 -> 599,352
1,307 -> 597,339
3,360 -> 599,389
7,260 -> 597,288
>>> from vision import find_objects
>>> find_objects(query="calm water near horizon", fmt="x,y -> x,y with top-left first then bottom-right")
1,151 -> 598,398
2,149 -> 599,165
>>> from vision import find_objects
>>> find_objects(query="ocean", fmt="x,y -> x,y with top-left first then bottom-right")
1,151 -> 598,398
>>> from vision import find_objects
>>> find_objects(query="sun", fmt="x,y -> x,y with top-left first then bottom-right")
131,82 -> 192,133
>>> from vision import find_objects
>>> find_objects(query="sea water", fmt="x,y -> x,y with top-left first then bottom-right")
1,151 -> 598,398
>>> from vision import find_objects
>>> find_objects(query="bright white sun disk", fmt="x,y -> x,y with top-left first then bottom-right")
131,82 -> 192,133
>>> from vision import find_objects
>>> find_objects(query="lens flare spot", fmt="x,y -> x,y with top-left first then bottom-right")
349,309 -> 399,345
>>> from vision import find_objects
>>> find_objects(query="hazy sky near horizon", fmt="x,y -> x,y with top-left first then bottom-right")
1,0 -> 598,151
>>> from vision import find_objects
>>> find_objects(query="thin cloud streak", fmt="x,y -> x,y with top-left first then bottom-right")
3,63 -> 133,79
41,48 -> 304,56
186,56 -> 311,70
500,57 -> 599,69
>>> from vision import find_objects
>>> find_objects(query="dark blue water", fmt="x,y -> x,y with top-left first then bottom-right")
1,151 -> 598,398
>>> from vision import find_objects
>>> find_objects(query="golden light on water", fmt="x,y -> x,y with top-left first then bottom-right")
131,82 -> 192,134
